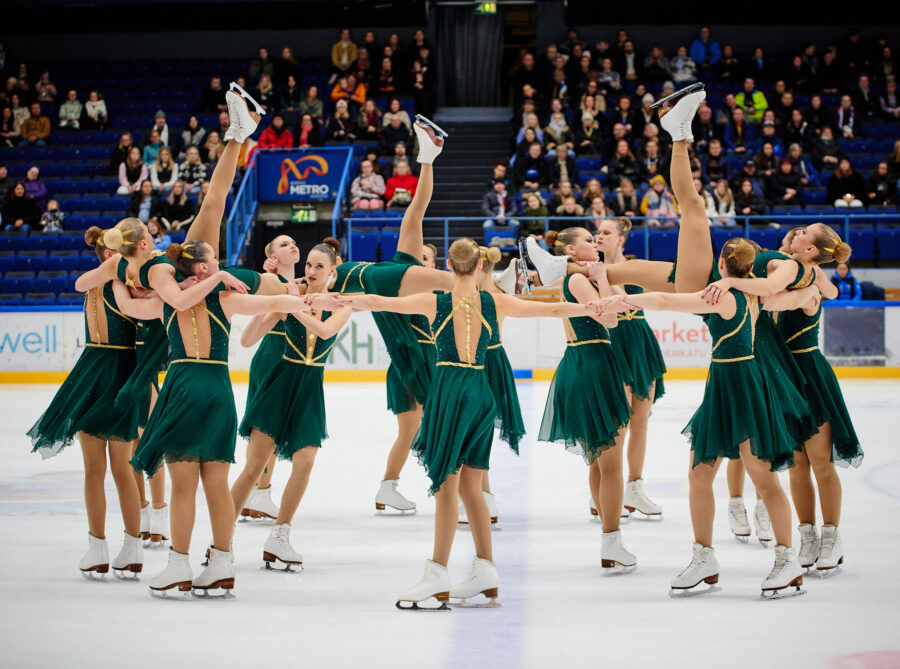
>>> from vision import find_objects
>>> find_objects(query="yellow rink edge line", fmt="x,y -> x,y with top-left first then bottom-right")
2,367 -> 899,384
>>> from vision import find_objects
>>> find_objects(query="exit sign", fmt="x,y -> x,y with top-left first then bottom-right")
291,205 -> 318,223
475,2 -> 497,14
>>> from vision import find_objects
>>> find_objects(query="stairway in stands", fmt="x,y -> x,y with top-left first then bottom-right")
426,118 -> 510,255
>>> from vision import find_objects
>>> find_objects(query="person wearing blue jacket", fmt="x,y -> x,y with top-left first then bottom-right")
831,262 -> 863,301
689,26 -> 722,70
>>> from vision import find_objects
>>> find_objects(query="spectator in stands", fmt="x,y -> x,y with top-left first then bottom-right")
609,178 -> 639,218
813,126 -> 845,174
734,178 -> 765,221
606,96 -> 635,136
252,74 -> 277,115
717,44 -> 741,82
350,160 -> 386,211
523,193 -> 548,237
146,219 -> 172,251
360,30 -> 378,56
691,104 -> 718,155
58,89 -> 82,130
384,159 -> 418,210
24,166 -> 47,211
258,114 -> 293,150
643,45 -> 671,83
385,141 -> 418,178
805,94 -> 832,133
787,143 -> 818,186
151,146 -> 178,193
725,107 -> 754,154
8,93 -> 28,130
0,106 -> 19,147
110,132 -> 133,173
700,138 -> 728,183
150,110 -> 169,147
548,144 -> 578,188
356,99 -> 382,141
574,114 -> 602,155
275,47 -> 300,88
143,129 -> 163,165
514,142 -> 549,192
554,195 -> 585,221
769,157 -> 803,205
596,57 -> 622,95
581,178 -> 604,209
382,98 -> 411,131
411,57 -> 436,118
837,95 -> 860,139
250,47 -> 275,84
34,71 -> 56,103
178,116 -> 207,161
127,179 -> 162,224
618,40 -> 642,82
874,45 -> 895,83
544,111 -> 574,152
299,85 -> 324,125
670,45 -> 697,84
785,55 -> 813,93
851,74 -> 879,122
179,146 -> 207,194
516,112 -> 545,146
353,47 -> 373,88
19,103 -> 50,147
331,75 -> 366,111
815,49 -> 840,93
40,199 -> 64,232
201,76 -> 227,113
160,181 -> 195,230
782,109 -> 811,149
731,159 -> 766,199
881,79 -> 900,121
481,178 -> 520,229
3,182 -> 39,231
638,138 -> 668,186
640,175 -> 679,228
0,163 -> 9,205
117,146 -> 147,196
772,91 -> 797,129
607,139 -> 640,187
376,57 -> 397,97
886,140 -> 900,180
327,99 -> 355,142
81,90 -> 107,130
280,75 -> 303,115
513,53 -> 542,107
867,161 -> 897,206
331,29 -> 358,78
828,159 -> 866,208
587,194 -> 611,228
486,162 -> 512,193
296,114 -> 323,149
690,26 -> 721,71
831,262 -> 863,301
380,114 -> 411,156
705,179 -> 737,227
735,77 -> 767,124
750,121 -> 784,158
548,180 -> 577,212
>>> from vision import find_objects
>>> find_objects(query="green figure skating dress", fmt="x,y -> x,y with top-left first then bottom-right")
239,308 -> 339,459
131,274 -> 238,476
611,285 -> 667,402
28,282 -> 139,458
413,291 -> 498,494
748,250 -> 819,447
245,274 -> 290,410
683,290 -> 795,471
113,256 -> 169,427
485,316 -> 525,453
538,276 -> 632,464
335,252 -> 432,414
777,305 -> 863,467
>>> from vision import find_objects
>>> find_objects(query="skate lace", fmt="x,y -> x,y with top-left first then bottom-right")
729,504 -> 748,525
676,555 -> 706,580
820,532 -> 835,557
766,551 -> 788,581
756,508 -> 771,531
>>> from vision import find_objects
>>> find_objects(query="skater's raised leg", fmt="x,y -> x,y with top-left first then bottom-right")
671,140 -> 714,293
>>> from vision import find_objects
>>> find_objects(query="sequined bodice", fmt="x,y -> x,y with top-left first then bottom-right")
432,291 -> 496,368
163,292 -> 231,363
283,310 -> 336,366
778,304 -> 821,354
83,281 -> 137,348
562,275 -> 610,345
709,290 -> 758,363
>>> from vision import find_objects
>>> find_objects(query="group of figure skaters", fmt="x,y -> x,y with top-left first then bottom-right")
27,81 -> 862,607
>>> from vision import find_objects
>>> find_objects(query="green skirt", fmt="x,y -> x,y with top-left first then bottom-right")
246,331 -> 285,410
486,346 -> 525,453
793,350 -> 863,468
538,343 -> 632,465
239,358 -> 327,459
683,359 -> 796,472
611,317 -> 666,402
387,340 -> 435,414
115,319 -> 168,428
29,345 -> 140,459
413,366 -> 496,495
755,314 -> 819,447
131,362 -> 237,476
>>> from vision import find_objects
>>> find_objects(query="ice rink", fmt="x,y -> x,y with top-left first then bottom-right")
1,379 -> 898,669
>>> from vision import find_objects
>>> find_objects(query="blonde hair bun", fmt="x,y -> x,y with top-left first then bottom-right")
102,227 -> 125,251
84,226 -> 104,247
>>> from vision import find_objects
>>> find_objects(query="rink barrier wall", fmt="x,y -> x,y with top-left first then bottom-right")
2,306 -> 900,382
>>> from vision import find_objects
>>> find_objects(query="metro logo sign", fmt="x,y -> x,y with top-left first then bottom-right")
277,155 -> 329,194
258,148 -> 351,202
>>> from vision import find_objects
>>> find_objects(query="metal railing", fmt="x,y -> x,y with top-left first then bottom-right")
225,153 -> 259,267
344,213 -> 900,262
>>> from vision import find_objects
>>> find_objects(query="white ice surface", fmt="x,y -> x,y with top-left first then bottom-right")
1,381 -> 899,669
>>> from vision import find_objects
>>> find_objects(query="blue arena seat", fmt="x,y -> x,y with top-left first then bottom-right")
0,251 -> 14,273
56,292 -> 84,306
1,272 -> 35,294
34,271 -> 68,294
13,251 -> 48,273
748,228 -> 780,251
47,251 -> 81,272
24,292 -> 56,306
0,231 -> 29,252
649,229 -> 677,261
380,226 -> 400,260
711,228 -> 733,254
78,253 -> 101,271
57,232 -> 88,252
847,227 -> 875,260
349,227 -> 379,262
26,232 -> 60,252
0,293 -> 24,305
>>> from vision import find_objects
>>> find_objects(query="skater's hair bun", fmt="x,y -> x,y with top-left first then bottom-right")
311,242 -> 337,265
545,227 -> 583,256
165,240 -> 209,276
107,218 -> 145,257
321,236 -> 341,255
721,237 -> 756,278
85,226 -> 111,260
479,246 -> 501,270
102,227 -> 124,251
810,224 -> 852,264
448,238 -> 481,275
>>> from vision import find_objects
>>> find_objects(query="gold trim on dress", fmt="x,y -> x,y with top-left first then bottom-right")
339,262 -> 371,293
790,346 -> 819,354
487,343 -> 502,350
785,316 -> 820,344
711,298 -> 749,354
711,354 -> 755,363
169,358 -> 228,366
283,355 -> 325,367
436,361 -> 485,369
102,295 -> 136,325
202,304 -> 230,337
617,311 -> 644,321
265,330 -> 287,337
566,338 -> 611,347
85,342 -> 135,350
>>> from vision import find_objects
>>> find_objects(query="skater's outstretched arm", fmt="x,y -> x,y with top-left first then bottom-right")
148,262 -> 249,312
220,292 -> 342,320
341,292 -> 437,322
600,289 -> 737,320
292,305 -> 352,339
761,285 -> 819,313
240,312 -> 284,347
74,254 -> 119,292
111,279 -> 164,321
703,260 -> 798,300
812,267 -> 838,300
493,289 -> 606,323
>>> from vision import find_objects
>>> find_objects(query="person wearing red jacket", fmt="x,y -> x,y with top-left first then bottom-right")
258,114 -> 294,149
384,159 -> 418,208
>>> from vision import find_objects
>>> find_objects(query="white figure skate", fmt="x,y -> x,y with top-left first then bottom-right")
669,543 -> 721,597
262,524 -> 304,572
111,532 -> 143,580
79,533 -> 109,580
601,530 -> 637,574
815,525 -> 844,577
241,487 -> 279,522
483,491 -> 498,525
761,545 -> 806,599
192,547 -> 235,599
140,504 -> 150,542
588,497 -> 603,524
375,479 -> 416,514
755,499 -> 774,547
147,505 -> 168,548
797,523 -> 821,572
450,557 -> 500,607
623,479 -> 663,518
653,82 -> 705,142
728,497 -> 751,542
396,559 -> 451,611
524,236 -> 568,287
495,262 -> 517,295
413,114 -> 446,164
148,549 -> 193,599
224,85 -> 262,144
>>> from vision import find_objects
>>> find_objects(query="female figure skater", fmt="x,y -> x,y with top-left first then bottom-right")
458,246 -> 526,527
27,227 -> 161,580
600,237 -> 814,598
129,237 -> 342,598
233,241 -> 352,570
537,227 -> 636,571
238,235 -> 304,522
595,217 -> 667,519
346,238 -> 602,610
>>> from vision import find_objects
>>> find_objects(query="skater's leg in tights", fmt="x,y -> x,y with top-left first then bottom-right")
397,264 -> 455,296
148,464 -> 166,509
589,459 -> 601,519
482,471 -> 491,494
275,446 -> 318,525
108,441 -> 141,537
132,437 -> 148,509
459,465 -> 493,561
671,141 -> 714,293
788,447 -> 816,525
396,163 -> 432,257
595,432 -> 626,533
805,423 -> 842,526
589,260 -> 675,293
185,140 -> 241,250
432,473 -> 460,566
688,456 -> 723,547
256,453 -> 277,490
80,433 -> 108,538
383,404 -> 423,480
726,458 -> 745,497
167,461 -> 199,554
231,430 -> 276,520
626,387 -> 653,482
200,461 -> 234,552
739,441 -> 792,547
